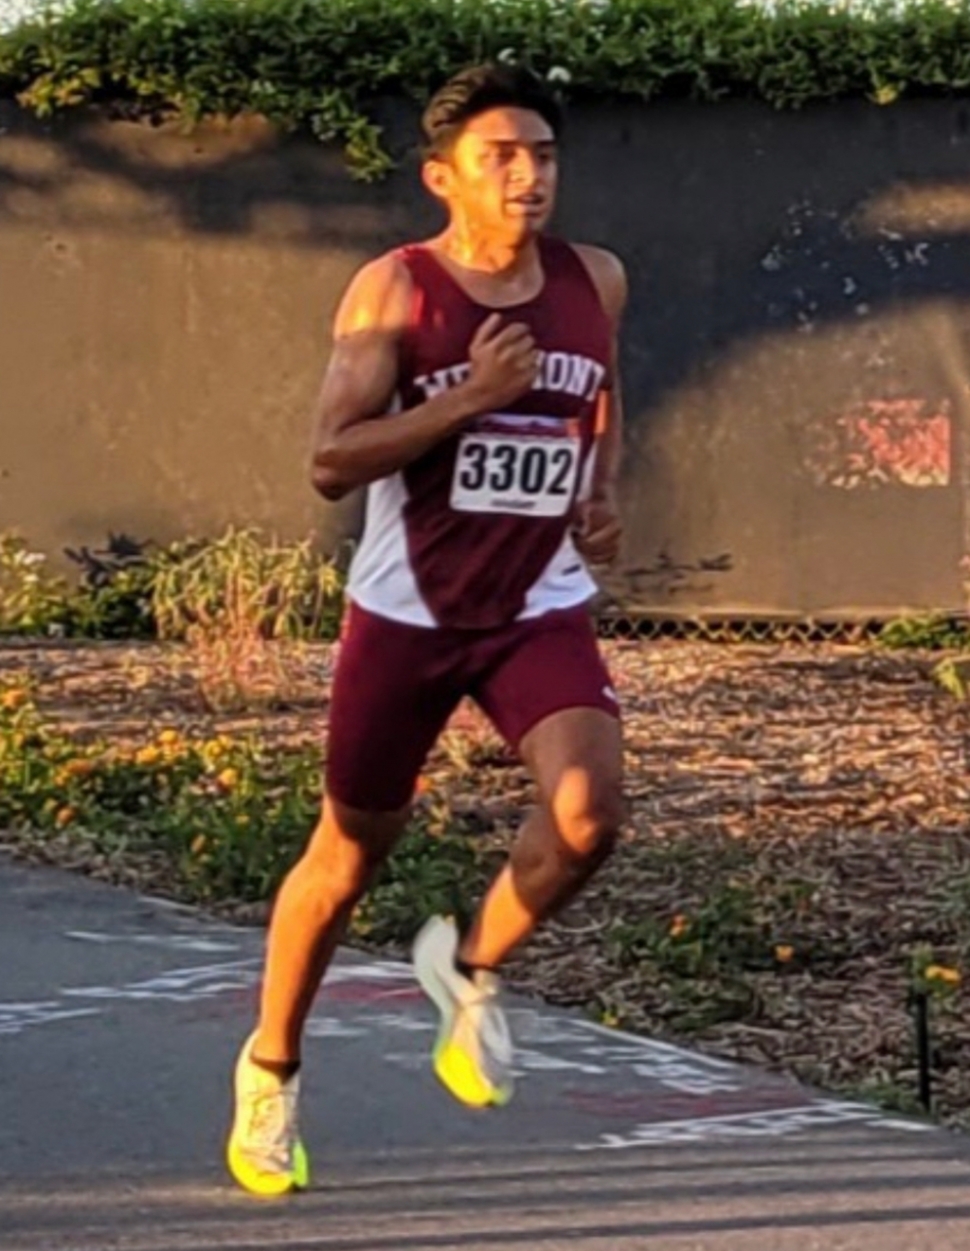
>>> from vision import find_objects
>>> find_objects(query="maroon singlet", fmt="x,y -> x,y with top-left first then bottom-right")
346,236 -> 612,630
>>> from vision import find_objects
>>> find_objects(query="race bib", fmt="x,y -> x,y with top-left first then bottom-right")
450,432 -> 581,517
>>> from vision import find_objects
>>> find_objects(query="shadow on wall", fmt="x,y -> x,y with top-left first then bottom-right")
4,100 -> 970,389
0,100 -> 435,249
4,97 -> 970,613
565,100 -> 970,616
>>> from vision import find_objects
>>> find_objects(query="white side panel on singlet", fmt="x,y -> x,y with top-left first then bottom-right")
346,472 -> 437,627
348,463 -> 600,627
520,431 -> 598,618
519,531 -> 598,620
349,469 -> 596,626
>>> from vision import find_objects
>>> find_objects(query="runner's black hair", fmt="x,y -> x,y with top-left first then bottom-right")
422,64 -> 563,159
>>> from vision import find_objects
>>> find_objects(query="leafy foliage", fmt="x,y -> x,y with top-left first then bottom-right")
0,527 -> 346,643
933,655 -> 970,699
151,526 -> 344,644
0,680 -> 489,924
0,534 -> 71,636
4,1 -> 970,177
63,533 -> 168,639
879,614 -> 970,651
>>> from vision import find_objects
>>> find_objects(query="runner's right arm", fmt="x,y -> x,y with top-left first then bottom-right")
310,253 -> 538,501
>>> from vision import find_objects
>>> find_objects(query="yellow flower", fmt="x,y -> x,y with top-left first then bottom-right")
1,688 -> 28,711
201,739 -> 225,765
190,834 -> 207,856
203,734 -> 234,757
775,944 -> 795,964
236,814 -> 250,826
216,767 -> 239,791
158,731 -> 186,758
669,914 -> 690,940
134,745 -> 161,767
55,806 -> 76,827
925,964 -> 961,986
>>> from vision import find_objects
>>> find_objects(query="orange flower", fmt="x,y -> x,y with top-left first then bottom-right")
134,745 -> 161,767
157,729 -> 181,746
669,914 -> 689,940
413,775 -> 432,797
55,806 -> 76,827
62,759 -> 96,779
775,944 -> 795,964
216,767 -> 239,791
1,688 -> 28,711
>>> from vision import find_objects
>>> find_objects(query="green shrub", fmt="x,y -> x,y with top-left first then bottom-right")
0,530 -> 178,639
0,534 -> 71,636
151,526 -> 344,643
933,655 -> 970,699
62,533 -> 167,639
0,527 -> 346,643
4,1 -> 970,178
878,615 -> 970,650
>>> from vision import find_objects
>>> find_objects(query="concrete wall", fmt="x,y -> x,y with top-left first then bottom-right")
3,98 -> 970,617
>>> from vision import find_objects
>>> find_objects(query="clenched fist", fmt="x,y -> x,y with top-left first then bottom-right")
462,313 -> 539,412
572,495 -> 622,566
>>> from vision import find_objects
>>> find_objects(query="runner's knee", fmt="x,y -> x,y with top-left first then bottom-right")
301,804 -> 408,902
549,767 -> 625,868
510,770 -> 624,885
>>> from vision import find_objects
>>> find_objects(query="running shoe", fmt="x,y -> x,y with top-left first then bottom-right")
226,1032 -> 310,1197
412,915 -> 514,1108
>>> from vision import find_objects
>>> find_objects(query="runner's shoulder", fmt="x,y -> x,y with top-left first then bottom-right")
335,249 -> 415,336
567,243 -> 628,319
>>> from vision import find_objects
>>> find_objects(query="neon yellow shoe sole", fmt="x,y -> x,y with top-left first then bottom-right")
433,1038 -> 513,1109
226,1135 -> 310,1197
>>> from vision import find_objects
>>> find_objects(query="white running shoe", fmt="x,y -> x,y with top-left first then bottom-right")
412,916 -> 514,1108
226,1032 -> 310,1197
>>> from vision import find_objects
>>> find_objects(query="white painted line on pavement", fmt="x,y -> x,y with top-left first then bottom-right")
574,1100 -> 933,1150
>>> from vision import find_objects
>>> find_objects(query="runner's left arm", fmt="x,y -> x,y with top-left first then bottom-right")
572,245 -> 628,564
592,338 -> 625,509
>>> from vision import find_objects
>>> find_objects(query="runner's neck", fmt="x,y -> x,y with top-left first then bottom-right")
427,231 -> 546,307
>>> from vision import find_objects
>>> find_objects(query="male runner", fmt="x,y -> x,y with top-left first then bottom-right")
227,63 -> 628,1196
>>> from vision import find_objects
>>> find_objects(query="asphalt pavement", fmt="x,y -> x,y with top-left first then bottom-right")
3,852 -> 970,1250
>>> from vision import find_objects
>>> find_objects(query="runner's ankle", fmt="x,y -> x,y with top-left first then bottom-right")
251,1054 -> 301,1082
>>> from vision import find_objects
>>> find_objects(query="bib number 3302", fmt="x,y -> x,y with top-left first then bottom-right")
450,433 -> 581,517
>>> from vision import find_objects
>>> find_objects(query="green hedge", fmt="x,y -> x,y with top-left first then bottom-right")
3,0 -> 970,177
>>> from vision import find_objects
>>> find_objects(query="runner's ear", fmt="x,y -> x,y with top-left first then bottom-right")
422,157 -> 452,204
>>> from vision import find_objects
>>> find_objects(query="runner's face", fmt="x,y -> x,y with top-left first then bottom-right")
434,107 -> 558,241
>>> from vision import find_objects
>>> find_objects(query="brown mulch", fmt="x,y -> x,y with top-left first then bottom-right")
3,637 -> 970,1126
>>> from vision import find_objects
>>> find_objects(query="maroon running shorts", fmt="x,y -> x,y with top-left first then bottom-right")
325,602 -> 620,812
